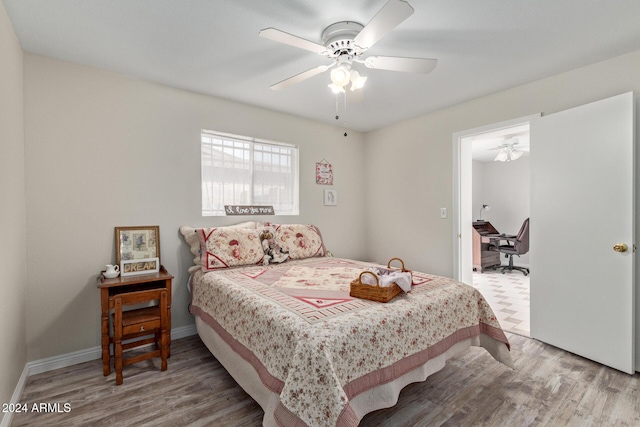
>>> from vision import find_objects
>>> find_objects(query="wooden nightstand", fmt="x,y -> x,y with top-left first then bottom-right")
98,266 -> 173,377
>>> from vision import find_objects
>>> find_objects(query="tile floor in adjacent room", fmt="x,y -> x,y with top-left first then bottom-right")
471,267 -> 530,337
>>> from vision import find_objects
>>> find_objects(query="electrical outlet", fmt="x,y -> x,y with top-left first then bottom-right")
440,208 -> 447,219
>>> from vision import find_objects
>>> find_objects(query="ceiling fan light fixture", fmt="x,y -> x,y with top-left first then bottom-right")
494,146 -> 523,162
349,70 -> 367,91
494,150 -> 509,162
328,83 -> 345,94
330,64 -> 351,87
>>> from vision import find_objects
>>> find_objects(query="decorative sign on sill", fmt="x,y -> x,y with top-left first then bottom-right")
225,205 -> 275,216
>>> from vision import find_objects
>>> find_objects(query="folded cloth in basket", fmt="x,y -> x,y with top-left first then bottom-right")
362,267 -> 412,292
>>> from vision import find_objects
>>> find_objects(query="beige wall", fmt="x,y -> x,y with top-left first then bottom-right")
23,54 -> 367,360
0,0 -> 27,408
364,49 -> 640,367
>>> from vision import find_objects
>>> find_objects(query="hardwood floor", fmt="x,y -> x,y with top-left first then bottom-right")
11,333 -> 640,426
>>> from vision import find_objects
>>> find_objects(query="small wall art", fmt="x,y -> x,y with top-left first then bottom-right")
316,159 -> 333,185
324,189 -> 338,206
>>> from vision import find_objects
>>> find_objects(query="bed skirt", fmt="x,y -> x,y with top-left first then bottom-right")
195,316 -> 512,426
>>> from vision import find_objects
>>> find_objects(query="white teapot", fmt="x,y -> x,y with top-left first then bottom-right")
104,264 -> 120,279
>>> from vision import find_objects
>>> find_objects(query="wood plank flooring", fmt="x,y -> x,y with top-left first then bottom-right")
10,333 -> 640,426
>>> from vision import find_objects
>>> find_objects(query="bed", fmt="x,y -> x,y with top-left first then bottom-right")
182,223 -> 513,427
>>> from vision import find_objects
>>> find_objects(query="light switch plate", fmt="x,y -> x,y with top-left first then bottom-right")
440,208 -> 447,219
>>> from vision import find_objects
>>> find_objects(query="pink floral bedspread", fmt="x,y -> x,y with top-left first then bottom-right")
190,257 -> 511,427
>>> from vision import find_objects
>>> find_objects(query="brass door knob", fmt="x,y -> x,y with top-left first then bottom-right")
613,243 -> 628,253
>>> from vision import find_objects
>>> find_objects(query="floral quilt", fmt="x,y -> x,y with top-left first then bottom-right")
190,257 -> 511,427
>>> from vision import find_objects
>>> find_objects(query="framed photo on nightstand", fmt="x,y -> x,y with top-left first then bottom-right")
115,225 -> 160,265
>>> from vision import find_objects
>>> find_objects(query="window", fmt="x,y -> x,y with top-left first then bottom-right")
201,130 -> 299,216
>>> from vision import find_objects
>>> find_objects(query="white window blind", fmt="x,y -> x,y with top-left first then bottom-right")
201,130 -> 299,216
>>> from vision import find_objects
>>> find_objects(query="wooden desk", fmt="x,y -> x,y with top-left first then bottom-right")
98,266 -> 173,376
472,222 -> 502,272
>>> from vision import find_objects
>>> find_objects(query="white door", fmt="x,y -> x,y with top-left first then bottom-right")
530,92 -> 635,374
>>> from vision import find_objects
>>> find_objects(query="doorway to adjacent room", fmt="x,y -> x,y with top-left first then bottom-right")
452,115 -> 536,336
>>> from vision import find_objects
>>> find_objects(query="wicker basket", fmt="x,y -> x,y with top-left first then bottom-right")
350,271 -> 402,303
387,257 -> 413,284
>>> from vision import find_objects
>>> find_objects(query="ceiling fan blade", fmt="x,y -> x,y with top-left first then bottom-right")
488,142 -> 530,151
270,64 -> 331,90
353,0 -> 414,50
364,56 -> 437,73
259,28 -> 327,54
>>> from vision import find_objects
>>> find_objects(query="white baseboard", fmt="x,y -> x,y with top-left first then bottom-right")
0,364 -> 29,427
27,323 -> 197,376
1,323 -> 197,427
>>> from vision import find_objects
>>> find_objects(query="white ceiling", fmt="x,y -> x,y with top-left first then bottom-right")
4,0 -> 640,132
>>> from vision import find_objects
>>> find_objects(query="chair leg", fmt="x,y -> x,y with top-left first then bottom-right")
160,328 -> 168,372
115,340 -> 123,385
500,254 -> 512,274
500,254 -> 529,276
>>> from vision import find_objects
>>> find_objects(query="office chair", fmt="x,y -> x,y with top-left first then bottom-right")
491,218 -> 530,276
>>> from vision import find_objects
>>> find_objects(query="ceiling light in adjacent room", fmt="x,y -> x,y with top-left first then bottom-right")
494,141 -> 524,162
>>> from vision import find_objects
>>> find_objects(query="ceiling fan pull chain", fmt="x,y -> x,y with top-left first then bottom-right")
343,93 -> 348,137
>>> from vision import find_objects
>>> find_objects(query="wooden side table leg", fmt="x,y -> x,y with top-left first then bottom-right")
167,304 -> 172,358
114,298 -> 124,385
160,290 -> 169,371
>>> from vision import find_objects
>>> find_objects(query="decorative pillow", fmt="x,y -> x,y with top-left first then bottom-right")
272,224 -> 327,260
197,227 -> 264,271
180,222 -> 257,273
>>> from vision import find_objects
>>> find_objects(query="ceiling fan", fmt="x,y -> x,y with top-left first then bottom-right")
490,138 -> 529,162
258,0 -> 437,92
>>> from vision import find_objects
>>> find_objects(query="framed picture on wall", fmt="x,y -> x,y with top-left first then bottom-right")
324,189 -> 337,206
115,225 -> 160,265
316,160 -> 333,185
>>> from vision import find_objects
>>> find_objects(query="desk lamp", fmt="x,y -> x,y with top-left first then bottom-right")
478,204 -> 491,222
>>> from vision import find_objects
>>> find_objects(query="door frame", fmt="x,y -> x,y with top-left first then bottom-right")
451,113 -> 540,284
